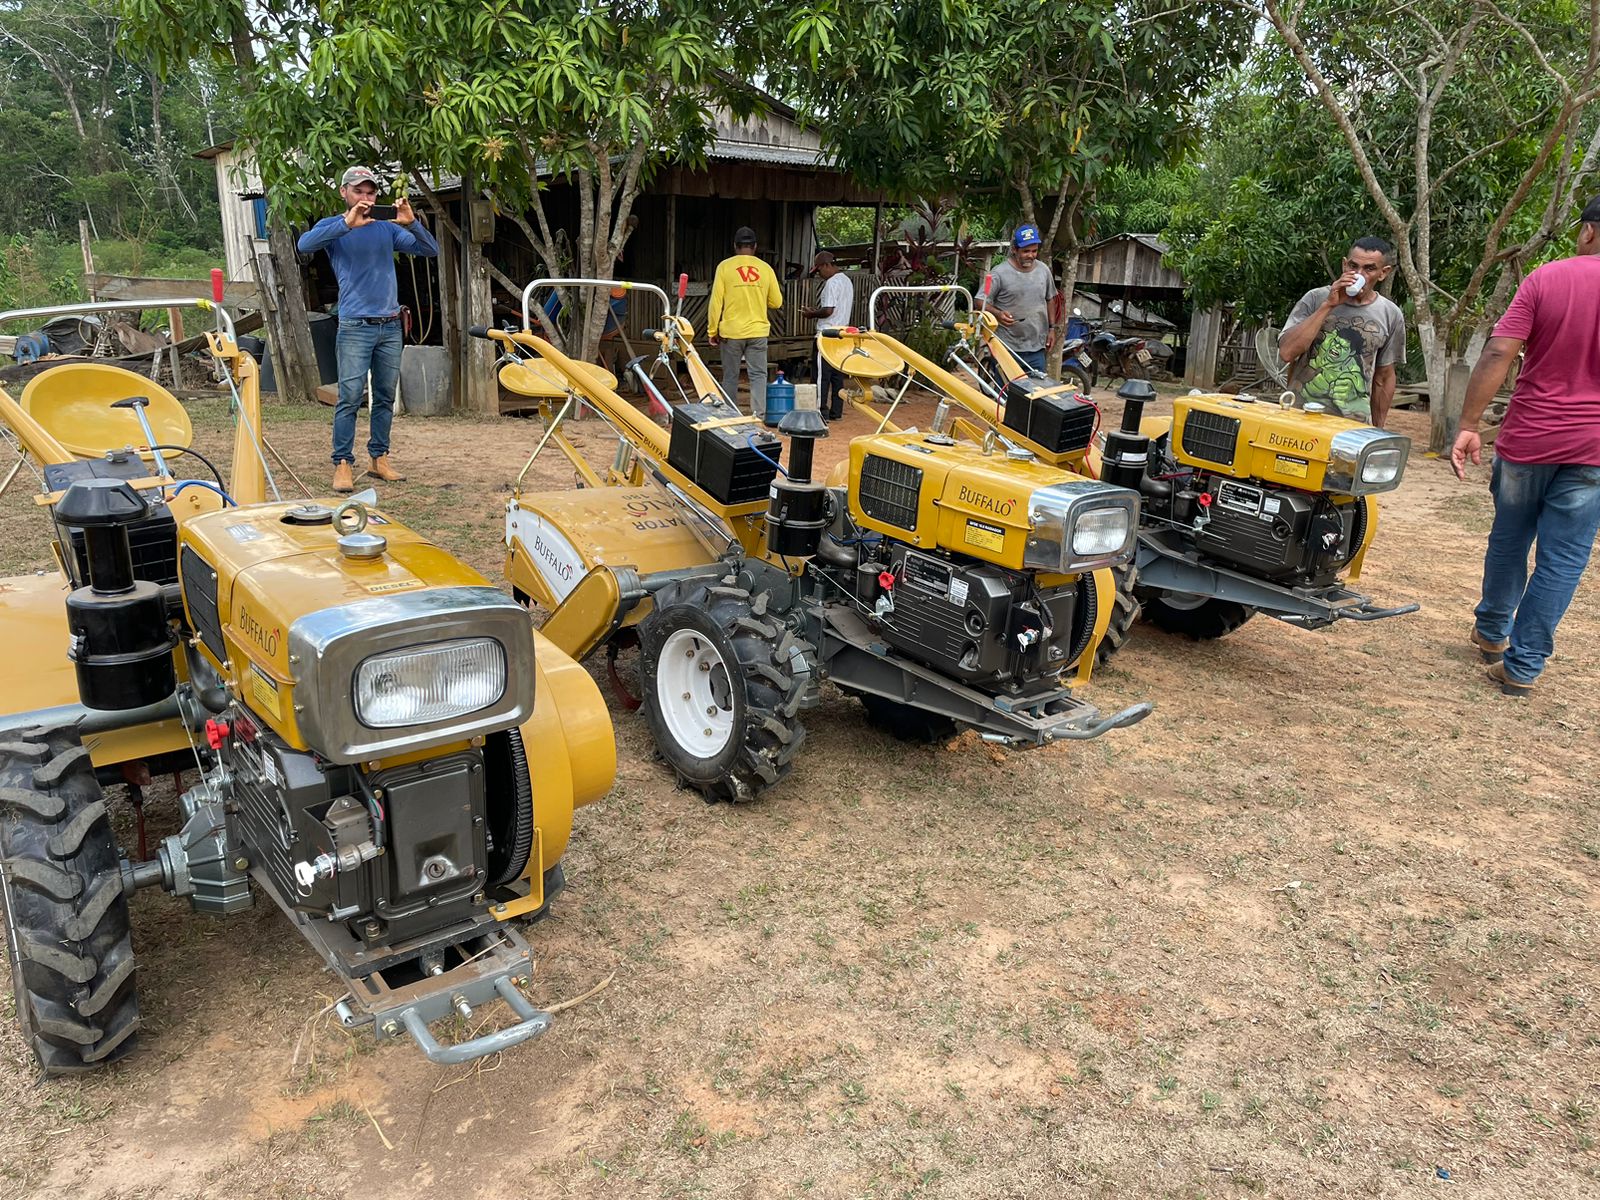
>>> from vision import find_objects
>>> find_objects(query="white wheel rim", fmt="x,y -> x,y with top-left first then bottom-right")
656,627 -> 737,758
1157,590 -> 1211,612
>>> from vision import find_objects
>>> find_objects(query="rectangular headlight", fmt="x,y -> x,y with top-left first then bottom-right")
1024,481 -> 1139,572
356,638 -> 506,728
1072,506 -> 1131,558
1361,446 -> 1404,486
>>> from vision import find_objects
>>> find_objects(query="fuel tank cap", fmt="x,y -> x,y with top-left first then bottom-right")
282,503 -> 335,525
331,500 -> 387,560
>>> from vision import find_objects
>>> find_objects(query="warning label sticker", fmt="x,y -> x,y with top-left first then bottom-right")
964,519 -> 1005,552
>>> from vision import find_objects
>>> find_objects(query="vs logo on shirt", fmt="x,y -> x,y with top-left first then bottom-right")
736,265 -> 762,283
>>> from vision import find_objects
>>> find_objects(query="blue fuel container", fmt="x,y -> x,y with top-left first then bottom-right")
765,371 -> 795,426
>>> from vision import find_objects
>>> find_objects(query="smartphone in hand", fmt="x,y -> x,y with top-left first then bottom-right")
367,203 -> 399,221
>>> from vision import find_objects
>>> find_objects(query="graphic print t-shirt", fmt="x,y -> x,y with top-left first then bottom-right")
1282,288 -> 1406,421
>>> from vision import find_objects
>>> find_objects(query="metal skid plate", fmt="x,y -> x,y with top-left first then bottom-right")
1135,531 -> 1418,628
818,603 -> 1151,745
338,924 -> 553,1065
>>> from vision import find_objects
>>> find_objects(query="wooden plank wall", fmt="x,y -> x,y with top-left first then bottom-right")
1077,238 -> 1185,291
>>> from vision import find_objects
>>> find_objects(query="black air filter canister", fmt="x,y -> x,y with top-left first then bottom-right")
56,479 -> 177,710
765,479 -> 830,557
1103,380 -> 1158,491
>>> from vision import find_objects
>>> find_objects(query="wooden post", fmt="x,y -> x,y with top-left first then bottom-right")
437,198 -> 462,409
79,220 -> 98,300
460,175 -> 496,415
870,200 -> 884,271
166,307 -> 185,389
666,193 -> 677,280
1186,305 -> 1223,390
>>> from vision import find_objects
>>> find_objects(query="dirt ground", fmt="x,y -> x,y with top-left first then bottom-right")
0,377 -> 1596,1200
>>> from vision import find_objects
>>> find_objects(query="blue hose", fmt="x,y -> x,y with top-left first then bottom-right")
171,479 -> 236,507
746,433 -> 788,478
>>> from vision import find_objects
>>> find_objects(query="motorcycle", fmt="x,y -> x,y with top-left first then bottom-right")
1086,322 -> 1152,383
1059,333 -> 1096,392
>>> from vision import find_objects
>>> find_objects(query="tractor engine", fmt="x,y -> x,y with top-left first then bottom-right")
163,500 -> 541,960
1102,392 -> 1408,588
855,543 -> 1088,689
817,431 -> 1138,692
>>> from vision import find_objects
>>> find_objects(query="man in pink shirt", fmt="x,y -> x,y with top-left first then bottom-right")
1453,195 -> 1600,696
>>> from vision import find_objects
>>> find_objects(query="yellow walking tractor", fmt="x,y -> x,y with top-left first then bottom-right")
833,282 -> 1418,662
481,277 -> 1151,806
0,295 -> 614,1074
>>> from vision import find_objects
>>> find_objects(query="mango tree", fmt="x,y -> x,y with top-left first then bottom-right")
770,2 -> 1250,333
1228,0 -> 1600,450
121,0 -> 745,367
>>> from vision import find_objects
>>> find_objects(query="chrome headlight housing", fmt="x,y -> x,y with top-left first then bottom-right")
1325,428 -> 1411,496
1023,480 -> 1140,573
289,586 -> 534,764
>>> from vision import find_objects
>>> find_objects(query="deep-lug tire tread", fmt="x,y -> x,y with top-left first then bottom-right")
1095,563 -> 1143,668
1143,594 -> 1256,640
639,577 -> 811,803
858,695 -> 959,745
0,722 -> 139,1075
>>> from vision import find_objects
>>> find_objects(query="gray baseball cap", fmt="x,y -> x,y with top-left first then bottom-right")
340,165 -> 379,188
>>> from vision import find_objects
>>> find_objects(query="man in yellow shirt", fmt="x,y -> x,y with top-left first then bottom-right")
707,226 -> 784,419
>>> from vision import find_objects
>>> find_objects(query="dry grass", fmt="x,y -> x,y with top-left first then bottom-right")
0,382 -> 1596,1199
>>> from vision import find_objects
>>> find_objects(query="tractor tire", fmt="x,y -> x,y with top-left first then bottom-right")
1063,363 -> 1094,394
0,721 -> 139,1076
1095,563 -> 1142,668
639,577 -> 810,803
858,695 -> 958,744
1142,592 -> 1255,641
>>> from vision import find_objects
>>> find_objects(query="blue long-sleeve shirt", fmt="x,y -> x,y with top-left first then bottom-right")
297,215 -> 439,319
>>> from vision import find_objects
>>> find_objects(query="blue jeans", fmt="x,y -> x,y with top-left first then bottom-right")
1474,458 -> 1600,683
1014,347 -> 1047,374
333,319 -> 402,464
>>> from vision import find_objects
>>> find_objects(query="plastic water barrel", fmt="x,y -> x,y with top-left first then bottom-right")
307,313 -> 339,385
765,370 -> 795,426
400,344 -> 453,416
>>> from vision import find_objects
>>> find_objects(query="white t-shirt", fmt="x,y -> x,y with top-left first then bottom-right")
818,272 -> 854,326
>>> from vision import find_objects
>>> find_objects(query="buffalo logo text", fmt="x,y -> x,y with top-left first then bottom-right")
533,534 -> 576,582
1268,432 -> 1317,453
957,485 -> 1016,516
237,606 -> 280,656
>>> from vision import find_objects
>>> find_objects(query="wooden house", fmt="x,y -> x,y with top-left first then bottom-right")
196,97 -> 888,406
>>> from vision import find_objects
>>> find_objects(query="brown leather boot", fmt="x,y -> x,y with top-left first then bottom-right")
368,455 -> 406,482
332,462 -> 354,494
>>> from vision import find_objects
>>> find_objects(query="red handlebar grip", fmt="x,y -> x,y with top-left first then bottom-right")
677,273 -> 689,299
982,273 -> 993,297
211,268 -> 225,303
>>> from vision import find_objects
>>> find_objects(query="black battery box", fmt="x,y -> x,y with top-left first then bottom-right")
1001,376 -> 1097,454
667,402 -> 783,505
45,452 -> 179,587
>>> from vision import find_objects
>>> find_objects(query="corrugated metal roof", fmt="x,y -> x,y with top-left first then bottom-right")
1083,232 -> 1171,256
706,140 -> 837,168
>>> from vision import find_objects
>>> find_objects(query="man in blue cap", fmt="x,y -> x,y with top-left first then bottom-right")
987,223 -> 1058,373
298,165 -> 439,493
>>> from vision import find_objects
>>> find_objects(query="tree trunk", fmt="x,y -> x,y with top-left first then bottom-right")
261,222 -> 322,404
224,18 -> 319,404
1417,319 -> 1464,454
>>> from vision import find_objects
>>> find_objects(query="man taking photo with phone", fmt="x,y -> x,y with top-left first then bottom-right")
298,165 -> 439,493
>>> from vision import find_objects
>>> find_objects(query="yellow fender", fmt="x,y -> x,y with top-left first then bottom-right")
496,629 -> 617,920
